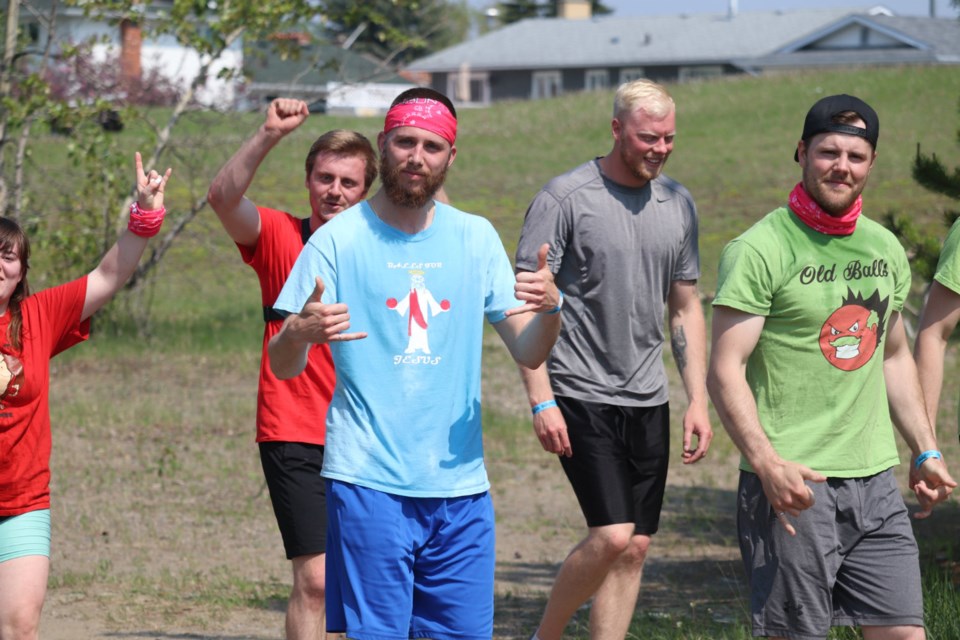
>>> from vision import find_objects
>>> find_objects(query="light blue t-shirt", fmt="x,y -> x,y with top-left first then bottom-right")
274,201 -> 522,498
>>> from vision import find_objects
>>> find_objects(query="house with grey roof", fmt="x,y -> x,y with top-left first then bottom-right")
405,5 -> 960,105
243,37 -> 414,115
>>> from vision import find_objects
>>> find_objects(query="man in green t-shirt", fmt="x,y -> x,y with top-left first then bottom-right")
708,94 -> 956,639
916,219 -> 960,445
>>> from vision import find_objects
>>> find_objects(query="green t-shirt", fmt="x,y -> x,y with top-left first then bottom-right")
714,207 -> 911,477
934,218 -> 960,295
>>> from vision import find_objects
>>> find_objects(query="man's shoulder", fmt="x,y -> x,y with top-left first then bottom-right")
539,160 -> 603,202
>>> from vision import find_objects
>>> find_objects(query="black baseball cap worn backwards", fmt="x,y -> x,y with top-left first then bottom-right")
794,94 -> 879,162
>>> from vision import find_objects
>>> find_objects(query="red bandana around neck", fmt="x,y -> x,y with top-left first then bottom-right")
788,183 -> 862,236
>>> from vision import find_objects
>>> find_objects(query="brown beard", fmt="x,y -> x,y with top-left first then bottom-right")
380,154 -> 448,209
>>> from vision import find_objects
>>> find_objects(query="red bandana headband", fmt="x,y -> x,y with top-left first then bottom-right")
788,182 -> 862,236
384,98 -> 457,145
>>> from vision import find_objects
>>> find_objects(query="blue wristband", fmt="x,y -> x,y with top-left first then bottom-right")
546,290 -> 564,315
915,449 -> 943,470
532,399 -> 557,415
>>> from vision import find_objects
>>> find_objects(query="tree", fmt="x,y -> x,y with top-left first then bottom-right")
0,0 -> 323,324
884,99 -> 960,285
321,0 -> 470,67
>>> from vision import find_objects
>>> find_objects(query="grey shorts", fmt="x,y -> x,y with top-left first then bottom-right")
737,469 -> 923,639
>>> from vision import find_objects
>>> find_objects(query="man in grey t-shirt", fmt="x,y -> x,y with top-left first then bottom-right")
515,79 -> 713,640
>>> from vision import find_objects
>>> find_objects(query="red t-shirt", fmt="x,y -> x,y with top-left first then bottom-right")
238,207 -> 334,445
0,277 -> 90,516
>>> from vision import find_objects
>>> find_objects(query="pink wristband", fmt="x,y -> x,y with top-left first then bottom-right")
128,201 -> 165,238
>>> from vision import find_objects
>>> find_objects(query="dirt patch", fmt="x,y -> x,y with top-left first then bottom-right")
36,343 -> 959,639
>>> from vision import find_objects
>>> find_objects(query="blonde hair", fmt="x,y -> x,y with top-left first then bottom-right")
613,79 -> 674,120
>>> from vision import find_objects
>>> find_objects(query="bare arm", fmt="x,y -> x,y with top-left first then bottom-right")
268,276 -> 367,379
518,363 -> 571,456
206,98 -> 309,247
707,306 -> 825,535
667,279 -> 713,463
884,310 -> 957,517
914,281 -> 960,430
82,153 -> 171,321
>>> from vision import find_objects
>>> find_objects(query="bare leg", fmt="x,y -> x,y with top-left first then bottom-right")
535,523 -> 636,640
588,534 -> 650,640
862,626 -> 925,640
286,553 -> 326,640
0,555 -> 48,640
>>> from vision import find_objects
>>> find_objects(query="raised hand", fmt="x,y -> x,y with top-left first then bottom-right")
290,276 -> 368,345
508,243 -> 561,317
264,98 -> 309,137
135,151 -> 172,211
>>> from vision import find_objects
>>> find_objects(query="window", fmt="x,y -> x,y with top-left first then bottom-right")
585,69 -> 609,91
618,68 -> 646,84
532,71 -> 562,100
445,71 -> 491,105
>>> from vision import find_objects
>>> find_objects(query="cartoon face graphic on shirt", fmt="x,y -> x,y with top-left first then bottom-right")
818,289 -> 888,371
0,351 -> 24,408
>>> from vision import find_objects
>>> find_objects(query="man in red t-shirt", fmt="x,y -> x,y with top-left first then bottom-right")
207,98 -> 375,640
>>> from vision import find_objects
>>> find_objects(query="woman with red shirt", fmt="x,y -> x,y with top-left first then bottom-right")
0,152 -> 171,640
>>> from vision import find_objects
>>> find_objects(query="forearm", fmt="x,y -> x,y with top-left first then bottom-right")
267,316 -> 311,379
670,303 -> 709,408
885,349 -> 939,455
206,126 -> 281,215
518,361 -> 555,408
707,367 -> 778,470
914,329 -> 946,431
497,312 -> 561,370
82,229 -> 149,320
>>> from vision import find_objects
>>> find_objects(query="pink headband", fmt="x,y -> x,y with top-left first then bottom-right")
383,98 -> 457,145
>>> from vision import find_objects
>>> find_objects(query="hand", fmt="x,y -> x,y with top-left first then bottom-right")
756,459 -> 827,536
680,401 -> 713,464
508,244 -> 560,317
135,151 -> 172,211
288,277 -> 367,344
264,98 -> 309,138
909,456 -> 957,519
533,405 -> 572,457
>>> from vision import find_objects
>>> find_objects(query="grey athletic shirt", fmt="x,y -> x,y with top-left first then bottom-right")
515,159 -> 700,406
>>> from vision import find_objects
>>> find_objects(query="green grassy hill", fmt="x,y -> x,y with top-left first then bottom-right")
42,64 -> 956,353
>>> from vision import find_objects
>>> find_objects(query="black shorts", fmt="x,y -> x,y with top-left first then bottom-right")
259,441 -> 328,559
556,396 -> 670,534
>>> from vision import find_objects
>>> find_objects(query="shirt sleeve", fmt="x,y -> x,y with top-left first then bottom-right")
713,239 -> 776,317
515,189 -> 565,274
273,232 -> 336,315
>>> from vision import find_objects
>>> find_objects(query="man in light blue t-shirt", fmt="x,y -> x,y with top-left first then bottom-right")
269,88 -> 562,640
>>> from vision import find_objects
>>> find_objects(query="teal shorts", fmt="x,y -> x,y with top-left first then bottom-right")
0,509 -> 51,563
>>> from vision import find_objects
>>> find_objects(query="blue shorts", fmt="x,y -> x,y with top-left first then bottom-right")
325,480 -> 495,640
0,510 -> 51,563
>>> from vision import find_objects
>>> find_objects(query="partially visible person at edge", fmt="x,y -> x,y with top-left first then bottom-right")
0,152 -> 172,640
206,98 -> 376,640
707,93 -> 956,640
268,87 -> 562,640
515,78 -> 713,640
915,218 -> 960,446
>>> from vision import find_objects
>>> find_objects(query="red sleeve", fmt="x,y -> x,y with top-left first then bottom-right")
28,276 -> 91,357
